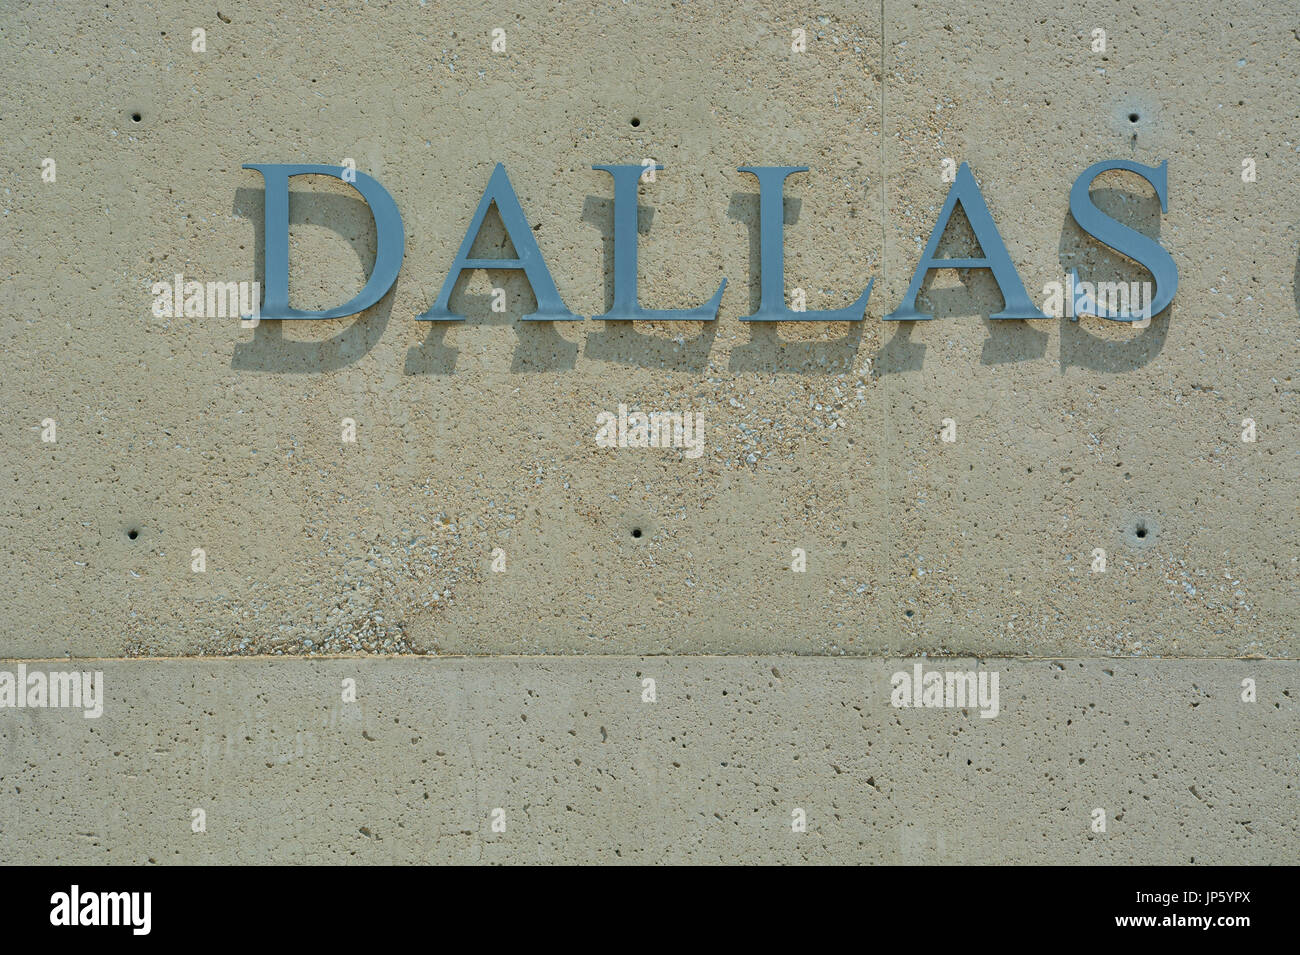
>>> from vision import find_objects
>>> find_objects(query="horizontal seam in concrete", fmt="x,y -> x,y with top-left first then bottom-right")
2,655 -> 1294,664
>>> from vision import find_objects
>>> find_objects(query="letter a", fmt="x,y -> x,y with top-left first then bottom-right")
886,162 -> 1047,321
418,163 -> 581,322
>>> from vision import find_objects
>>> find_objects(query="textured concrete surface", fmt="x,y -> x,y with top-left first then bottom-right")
1,658 -> 1295,864
1,1 -> 1296,864
1,0 -> 1294,657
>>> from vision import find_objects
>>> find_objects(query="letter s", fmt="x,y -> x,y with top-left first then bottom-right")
1068,159 -> 1177,322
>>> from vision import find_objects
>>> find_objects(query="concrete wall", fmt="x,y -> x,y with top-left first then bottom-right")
3,659 -> 1296,863
1,0 -> 1295,863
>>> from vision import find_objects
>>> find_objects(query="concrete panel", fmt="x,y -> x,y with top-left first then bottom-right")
2,2 -> 1294,657
0,0 -> 902,657
0,658 -> 1294,864
878,1 -> 1300,656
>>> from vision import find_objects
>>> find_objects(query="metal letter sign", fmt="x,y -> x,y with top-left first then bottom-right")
885,162 -> 1046,321
418,163 -> 581,322
1068,159 -> 1177,322
593,164 -> 726,321
739,166 -> 874,322
243,163 -> 404,320
241,159 -> 1177,325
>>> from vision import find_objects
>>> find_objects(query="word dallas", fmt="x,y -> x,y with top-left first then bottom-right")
891,663 -> 999,718
596,404 -> 704,458
238,157 -> 1176,325
0,665 -> 103,718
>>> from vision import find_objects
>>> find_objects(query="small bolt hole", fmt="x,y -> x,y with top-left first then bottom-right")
630,117 -> 640,127
631,527 -> 642,538
1127,112 -> 1139,123
1134,522 -> 1147,539
131,112 -> 142,122
127,528 -> 139,540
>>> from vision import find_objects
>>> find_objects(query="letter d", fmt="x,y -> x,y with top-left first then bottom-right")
243,163 -> 404,319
